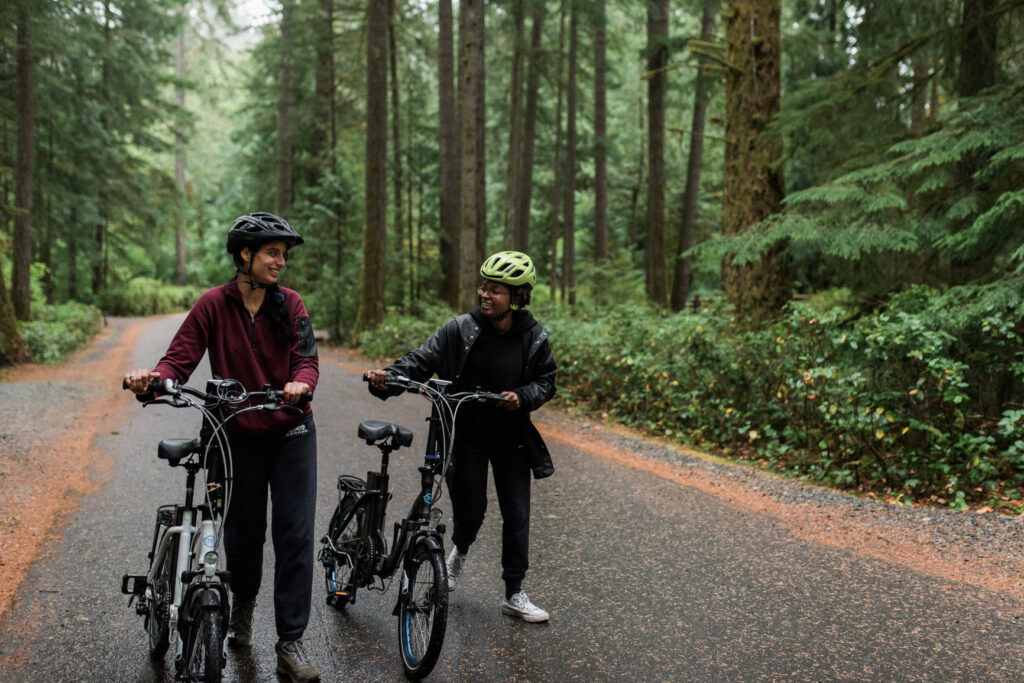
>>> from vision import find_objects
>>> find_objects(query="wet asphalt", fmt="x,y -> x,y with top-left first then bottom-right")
0,314 -> 1022,682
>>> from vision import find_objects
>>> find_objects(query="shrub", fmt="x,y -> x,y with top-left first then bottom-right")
99,277 -> 205,316
19,302 -> 103,364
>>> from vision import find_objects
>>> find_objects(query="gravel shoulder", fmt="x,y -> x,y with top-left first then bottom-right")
536,411 -> 1024,608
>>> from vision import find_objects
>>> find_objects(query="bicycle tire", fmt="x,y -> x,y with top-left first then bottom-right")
324,495 -> 364,608
398,547 -> 448,679
146,534 -> 175,659
183,605 -> 224,683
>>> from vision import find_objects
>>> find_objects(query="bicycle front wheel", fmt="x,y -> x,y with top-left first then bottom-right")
398,548 -> 448,679
183,605 -> 224,683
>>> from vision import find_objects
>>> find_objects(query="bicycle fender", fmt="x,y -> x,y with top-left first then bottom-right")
178,581 -> 228,633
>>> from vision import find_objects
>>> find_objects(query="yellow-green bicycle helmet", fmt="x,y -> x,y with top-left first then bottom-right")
479,250 -> 537,288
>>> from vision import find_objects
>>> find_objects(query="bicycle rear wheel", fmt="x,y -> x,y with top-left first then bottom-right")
146,536 -> 175,659
398,548 -> 448,679
324,495 -> 364,608
183,605 -> 224,683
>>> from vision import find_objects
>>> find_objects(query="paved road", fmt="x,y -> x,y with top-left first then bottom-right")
0,314 -> 1021,681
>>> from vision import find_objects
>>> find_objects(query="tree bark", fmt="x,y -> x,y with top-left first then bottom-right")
458,0 -> 486,312
671,0 -> 718,311
12,8 -> 35,320
503,0 -> 526,246
357,0 -> 389,331
721,0 -> 789,324
645,0 -> 669,306
174,30 -> 187,286
514,0 -> 545,254
275,0 -> 295,215
311,0 -> 335,186
0,260 -> 30,365
549,0 -> 567,300
957,0 -> 999,97
389,0 -> 404,309
562,0 -> 578,306
592,0 -> 608,262
438,0 -> 460,307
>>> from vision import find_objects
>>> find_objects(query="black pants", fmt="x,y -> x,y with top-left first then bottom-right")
224,418 -> 317,641
448,441 -> 531,594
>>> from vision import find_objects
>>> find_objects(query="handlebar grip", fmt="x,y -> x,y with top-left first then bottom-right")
122,378 -> 166,394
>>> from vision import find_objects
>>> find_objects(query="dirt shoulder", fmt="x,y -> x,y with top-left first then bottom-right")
0,317 -> 149,624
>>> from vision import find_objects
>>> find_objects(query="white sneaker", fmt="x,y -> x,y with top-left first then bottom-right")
501,591 -> 549,623
446,547 -> 468,591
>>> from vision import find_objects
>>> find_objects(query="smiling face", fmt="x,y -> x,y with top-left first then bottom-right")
241,240 -> 288,285
477,280 -> 512,320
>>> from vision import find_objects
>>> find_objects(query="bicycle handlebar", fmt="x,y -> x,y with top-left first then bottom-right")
122,378 -> 312,409
363,372 -> 509,404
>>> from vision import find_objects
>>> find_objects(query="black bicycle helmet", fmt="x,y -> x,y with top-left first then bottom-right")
226,212 -> 304,256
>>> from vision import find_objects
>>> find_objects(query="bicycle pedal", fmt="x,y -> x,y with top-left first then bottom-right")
121,574 -> 148,596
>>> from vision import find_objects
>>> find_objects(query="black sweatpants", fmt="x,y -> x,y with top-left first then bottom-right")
447,441 -> 531,595
224,418 -> 317,641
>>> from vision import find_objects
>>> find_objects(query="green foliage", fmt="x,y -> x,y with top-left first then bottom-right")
99,277 -> 204,316
548,287 -> 1024,509
354,302 -> 457,362
18,302 -> 102,364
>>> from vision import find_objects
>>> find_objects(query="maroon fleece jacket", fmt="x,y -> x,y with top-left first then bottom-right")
153,278 -> 319,435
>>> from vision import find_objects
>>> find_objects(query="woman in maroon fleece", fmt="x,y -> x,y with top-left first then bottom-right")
124,212 -> 321,683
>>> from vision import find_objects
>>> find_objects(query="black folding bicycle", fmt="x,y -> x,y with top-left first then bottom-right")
319,373 -> 507,679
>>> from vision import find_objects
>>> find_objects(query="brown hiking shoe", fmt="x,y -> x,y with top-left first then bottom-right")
226,596 -> 255,647
275,639 -> 321,683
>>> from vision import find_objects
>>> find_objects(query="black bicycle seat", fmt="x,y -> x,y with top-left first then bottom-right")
158,437 -> 201,463
358,420 -> 414,447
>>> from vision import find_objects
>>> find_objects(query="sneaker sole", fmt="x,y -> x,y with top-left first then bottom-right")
275,664 -> 321,683
501,605 -> 549,623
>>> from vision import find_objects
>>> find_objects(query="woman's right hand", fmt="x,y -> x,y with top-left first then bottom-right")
365,369 -> 388,391
124,369 -> 160,395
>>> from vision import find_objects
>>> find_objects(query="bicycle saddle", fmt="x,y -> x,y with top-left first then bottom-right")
158,437 -> 201,463
358,420 -> 414,448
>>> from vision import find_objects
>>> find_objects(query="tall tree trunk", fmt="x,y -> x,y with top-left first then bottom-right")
0,261 -> 29,365
562,0 -> 578,306
957,0 -> 999,97
438,0 -> 460,307
458,0 -> 486,312
503,0 -> 526,246
628,70 -> 644,260
474,8 -> 487,271
645,0 -> 669,306
94,2 -> 112,298
357,0 -> 389,331
549,0 -> 567,300
12,8 -> 35,320
671,0 -> 718,311
514,0 -> 545,254
592,0 -> 609,262
311,0 -> 335,186
276,0 -> 295,215
721,0 -> 789,324
174,30 -> 187,286
389,0 -> 404,309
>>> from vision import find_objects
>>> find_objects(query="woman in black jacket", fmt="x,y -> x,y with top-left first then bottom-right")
366,251 -> 557,622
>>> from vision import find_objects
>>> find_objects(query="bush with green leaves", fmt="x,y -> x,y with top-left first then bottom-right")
546,285 -> 1023,510
18,302 -> 103,364
99,277 -> 205,316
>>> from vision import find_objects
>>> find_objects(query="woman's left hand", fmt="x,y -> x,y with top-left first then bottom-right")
283,381 -> 311,405
499,391 -> 520,411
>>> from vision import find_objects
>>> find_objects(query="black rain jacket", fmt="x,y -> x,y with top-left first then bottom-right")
368,309 -> 557,479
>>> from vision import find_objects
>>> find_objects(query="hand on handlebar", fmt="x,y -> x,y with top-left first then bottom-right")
124,369 -> 161,395
499,391 -> 520,411
365,369 -> 389,391
283,381 -> 311,406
